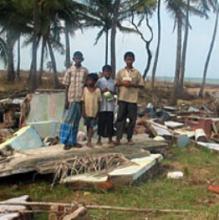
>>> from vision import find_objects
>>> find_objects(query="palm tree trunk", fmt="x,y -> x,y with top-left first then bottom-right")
171,16 -> 182,105
16,35 -> 21,80
47,40 -> 59,88
111,0 -> 120,78
30,0 -> 39,91
6,31 -> 16,82
199,6 -> 219,97
105,29 -> 109,65
179,0 -> 190,94
38,37 -> 46,85
143,15 -> 153,79
151,0 -> 161,89
65,23 -> 71,68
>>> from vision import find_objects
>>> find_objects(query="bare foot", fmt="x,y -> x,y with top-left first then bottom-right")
96,141 -> 103,146
127,140 -> 134,145
87,142 -> 94,148
113,139 -> 121,146
73,143 -> 83,148
63,144 -> 71,150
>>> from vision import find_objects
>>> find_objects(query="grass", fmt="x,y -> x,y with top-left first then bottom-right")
1,145 -> 219,219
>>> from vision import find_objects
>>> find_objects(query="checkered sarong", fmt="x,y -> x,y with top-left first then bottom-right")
59,102 -> 81,145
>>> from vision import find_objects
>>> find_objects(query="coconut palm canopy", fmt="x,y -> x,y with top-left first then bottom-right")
0,0 -> 217,98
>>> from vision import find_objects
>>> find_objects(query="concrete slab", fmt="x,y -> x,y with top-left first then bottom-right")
0,126 -> 43,151
27,121 -> 60,138
26,92 -> 65,123
61,154 -> 163,189
109,154 -> 163,181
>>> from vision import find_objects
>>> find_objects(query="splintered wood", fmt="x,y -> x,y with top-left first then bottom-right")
51,153 -> 133,187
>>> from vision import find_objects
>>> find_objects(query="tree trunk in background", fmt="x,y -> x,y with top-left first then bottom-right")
199,6 -> 219,97
179,0 -> 190,94
16,36 -> 21,80
38,37 -> 46,85
65,23 -> 71,69
105,29 -> 109,65
30,0 -> 39,91
111,0 -> 120,78
151,0 -> 161,89
6,31 -> 16,82
47,40 -> 59,88
171,16 -> 182,105
143,15 -> 153,79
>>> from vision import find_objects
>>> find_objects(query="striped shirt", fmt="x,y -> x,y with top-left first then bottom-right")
63,65 -> 88,103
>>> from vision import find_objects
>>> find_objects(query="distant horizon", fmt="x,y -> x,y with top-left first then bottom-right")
1,68 -> 219,83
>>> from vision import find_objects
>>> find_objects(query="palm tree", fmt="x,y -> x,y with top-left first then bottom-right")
30,0 -> 40,91
81,0 -> 142,76
179,0 -> 208,94
166,0 -> 185,104
0,0 -> 32,82
178,0 -> 190,94
0,1 -> 25,81
151,0 -> 161,88
28,0 -> 80,88
111,0 -> 120,75
199,0 -> 219,97
58,1 -> 83,69
80,0 -> 114,66
166,0 -> 204,104
38,36 -> 46,85
16,35 -> 21,80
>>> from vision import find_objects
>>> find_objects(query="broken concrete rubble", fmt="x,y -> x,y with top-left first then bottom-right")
61,154 -> 163,189
135,102 -> 219,154
1,89 -> 218,191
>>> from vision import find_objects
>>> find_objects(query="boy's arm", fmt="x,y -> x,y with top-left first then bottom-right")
63,69 -> 71,109
65,86 -> 69,109
128,72 -> 144,88
81,89 -> 86,117
115,71 -> 124,87
116,71 -> 132,88
96,90 -> 102,118
81,101 -> 86,118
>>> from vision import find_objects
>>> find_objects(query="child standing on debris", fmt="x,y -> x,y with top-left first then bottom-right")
115,51 -> 144,145
82,73 -> 101,147
59,51 -> 88,150
96,65 -> 116,145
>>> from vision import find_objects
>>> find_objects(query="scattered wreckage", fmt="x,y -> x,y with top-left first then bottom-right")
0,89 -> 219,190
0,90 -> 167,190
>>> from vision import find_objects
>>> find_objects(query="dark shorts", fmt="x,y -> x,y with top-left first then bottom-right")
98,111 -> 114,137
84,117 -> 97,129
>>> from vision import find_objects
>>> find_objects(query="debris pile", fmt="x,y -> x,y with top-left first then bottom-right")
135,101 -> 219,152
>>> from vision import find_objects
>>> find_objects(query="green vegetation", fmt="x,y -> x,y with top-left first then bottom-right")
1,144 -> 219,219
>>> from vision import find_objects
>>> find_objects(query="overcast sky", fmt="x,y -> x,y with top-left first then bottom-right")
1,4 -> 219,79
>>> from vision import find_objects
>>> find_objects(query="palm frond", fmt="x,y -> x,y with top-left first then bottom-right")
94,28 -> 105,45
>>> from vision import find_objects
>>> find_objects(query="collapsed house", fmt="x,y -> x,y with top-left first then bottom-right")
0,91 -> 167,190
